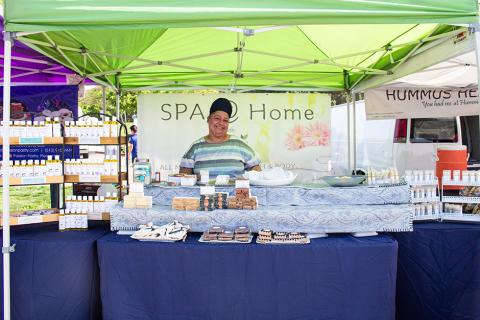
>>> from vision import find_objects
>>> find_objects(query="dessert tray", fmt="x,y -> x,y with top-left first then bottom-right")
244,168 -> 296,186
198,234 -> 253,244
130,221 -> 189,242
256,229 -> 310,245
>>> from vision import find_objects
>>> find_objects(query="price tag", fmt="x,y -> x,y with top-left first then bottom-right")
79,175 -> 101,182
22,177 -> 46,185
18,215 -> 43,225
79,137 -> 101,144
19,137 -> 43,145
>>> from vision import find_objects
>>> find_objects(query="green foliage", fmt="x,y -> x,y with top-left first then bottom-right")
79,87 -> 146,121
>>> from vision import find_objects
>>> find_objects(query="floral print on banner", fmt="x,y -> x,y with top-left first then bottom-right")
285,121 -> 330,150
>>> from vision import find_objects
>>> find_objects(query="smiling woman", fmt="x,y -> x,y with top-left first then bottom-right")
179,98 -> 261,178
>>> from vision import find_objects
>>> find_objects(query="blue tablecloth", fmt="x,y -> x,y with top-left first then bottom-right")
97,233 -> 398,320
0,221 -> 110,320
393,223 -> 480,320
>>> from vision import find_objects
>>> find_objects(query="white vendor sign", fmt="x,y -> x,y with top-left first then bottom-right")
365,85 -> 480,120
137,93 -> 331,182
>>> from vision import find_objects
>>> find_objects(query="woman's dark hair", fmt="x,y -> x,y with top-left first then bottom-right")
130,125 -> 137,133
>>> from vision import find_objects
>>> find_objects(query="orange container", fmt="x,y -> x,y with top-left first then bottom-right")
436,146 -> 467,190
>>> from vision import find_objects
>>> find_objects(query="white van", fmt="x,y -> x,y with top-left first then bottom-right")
331,101 -> 480,175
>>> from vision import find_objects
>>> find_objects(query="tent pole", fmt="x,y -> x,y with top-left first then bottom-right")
102,86 -> 107,119
347,96 -> 351,173
474,24 -> 480,101
352,92 -> 357,172
116,92 -> 120,119
3,31 -> 13,320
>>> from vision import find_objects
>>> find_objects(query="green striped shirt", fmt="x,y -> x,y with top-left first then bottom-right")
180,136 -> 260,178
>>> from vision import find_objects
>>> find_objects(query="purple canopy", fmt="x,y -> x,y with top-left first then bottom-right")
0,18 -> 90,85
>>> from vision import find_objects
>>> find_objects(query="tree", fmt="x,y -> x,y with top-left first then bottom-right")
79,87 -> 141,121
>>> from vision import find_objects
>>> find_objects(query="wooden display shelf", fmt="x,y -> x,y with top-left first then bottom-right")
1,210 -> 59,226
64,172 -> 127,183
64,136 -> 127,145
0,175 -> 64,186
0,137 -> 63,145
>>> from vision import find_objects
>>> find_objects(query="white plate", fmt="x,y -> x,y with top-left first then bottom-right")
246,171 -> 297,186
137,238 -> 183,242
198,234 -> 253,244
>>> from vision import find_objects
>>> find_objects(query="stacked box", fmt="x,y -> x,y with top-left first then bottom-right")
199,195 -> 215,211
123,183 -> 153,209
227,195 -> 258,210
172,197 -> 200,211
214,192 -> 228,209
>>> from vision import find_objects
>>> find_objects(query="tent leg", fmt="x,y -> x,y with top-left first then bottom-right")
474,25 -> 480,100
347,98 -> 351,173
3,31 -> 13,320
352,92 -> 357,172
115,92 -> 120,119
102,86 -> 106,118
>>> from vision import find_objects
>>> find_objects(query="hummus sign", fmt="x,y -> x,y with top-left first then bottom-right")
365,86 -> 480,119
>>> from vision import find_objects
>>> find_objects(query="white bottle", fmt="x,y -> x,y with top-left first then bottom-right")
33,160 -> 40,176
65,196 -> 72,211
54,155 -> 62,176
110,156 -> 118,176
58,211 -> 66,232
40,160 -> 47,176
52,117 -> 61,137
45,117 -> 53,137
64,210 -> 71,231
98,196 -> 105,213
88,196 -> 94,213
103,156 -> 110,175
110,117 -> 118,137
82,210 -> 88,229
39,121 -> 46,137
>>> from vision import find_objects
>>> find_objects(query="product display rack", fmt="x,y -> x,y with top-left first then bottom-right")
441,178 -> 480,222
0,112 -> 129,227
63,113 -> 129,202
408,178 -> 442,222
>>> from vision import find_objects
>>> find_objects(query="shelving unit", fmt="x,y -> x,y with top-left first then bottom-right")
407,177 -> 442,222
440,177 -> 480,223
0,112 -> 129,227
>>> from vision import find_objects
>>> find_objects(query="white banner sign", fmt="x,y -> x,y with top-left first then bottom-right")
138,93 -> 331,181
365,86 -> 480,120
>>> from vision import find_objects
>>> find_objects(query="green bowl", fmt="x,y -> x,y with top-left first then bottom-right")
323,175 -> 366,187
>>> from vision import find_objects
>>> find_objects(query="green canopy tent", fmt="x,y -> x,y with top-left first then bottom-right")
2,1 -> 480,319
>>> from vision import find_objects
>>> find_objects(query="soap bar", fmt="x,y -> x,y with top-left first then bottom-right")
130,182 -> 144,193
200,186 -> 215,195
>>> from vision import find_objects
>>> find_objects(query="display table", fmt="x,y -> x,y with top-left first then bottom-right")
393,223 -> 480,320
111,183 -> 412,233
0,221 -> 110,320
97,233 -> 398,320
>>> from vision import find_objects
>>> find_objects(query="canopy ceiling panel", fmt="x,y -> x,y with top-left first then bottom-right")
4,0 -> 478,31
3,0 -> 477,91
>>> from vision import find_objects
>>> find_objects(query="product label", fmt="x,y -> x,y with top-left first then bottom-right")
79,137 -> 101,145
17,215 -> 43,225
19,137 -> 43,145
79,175 -> 101,183
22,176 -> 46,185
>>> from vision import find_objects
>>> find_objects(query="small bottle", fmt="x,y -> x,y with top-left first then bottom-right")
64,210 -> 71,231
81,210 -> 89,230
58,210 -> 66,232
110,156 -> 118,176
45,117 -> 53,137
110,117 -> 119,137
52,117 -> 61,137
39,121 -> 46,137
64,121 -> 71,137
54,155 -> 62,176
102,119 -> 110,137
65,196 -> 72,211
32,121 -> 40,137
103,156 -> 110,175
33,160 -> 41,176
98,196 -> 106,213
87,196 -> 94,213
40,160 -> 47,176
71,196 -> 78,212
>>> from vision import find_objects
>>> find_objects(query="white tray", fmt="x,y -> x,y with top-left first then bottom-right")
198,234 -> 253,244
256,237 -> 310,245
